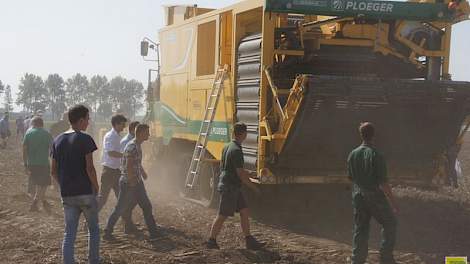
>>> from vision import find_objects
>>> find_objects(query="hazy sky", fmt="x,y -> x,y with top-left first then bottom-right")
1,0 -> 469,110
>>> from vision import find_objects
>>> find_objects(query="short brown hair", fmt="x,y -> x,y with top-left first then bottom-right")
135,124 -> 149,135
128,121 -> 140,134
233,122 -> 247,136
68,105 -> 89,124
359,122 -> 375,141
111,114 -> 127,127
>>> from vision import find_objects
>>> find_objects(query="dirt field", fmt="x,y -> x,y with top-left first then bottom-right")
1,133 -> 470,264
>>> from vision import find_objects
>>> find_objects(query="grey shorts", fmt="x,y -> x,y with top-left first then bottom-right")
218,189 -> 247,217
29,165 -> 51,186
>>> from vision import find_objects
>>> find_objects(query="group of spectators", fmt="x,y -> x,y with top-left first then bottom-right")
2,104 -> 154,264
0,111 -> 38,149
3,105 -> 436,264
25,104 -> 154,264
13,103 -> 265,264
0,111 -> 63,210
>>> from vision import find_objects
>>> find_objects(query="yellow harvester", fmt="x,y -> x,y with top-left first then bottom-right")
141,0 -> 470,205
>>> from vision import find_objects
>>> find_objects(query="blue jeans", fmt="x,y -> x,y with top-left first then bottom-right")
62,194 -> 100,264
98,167 -> 135,229
105,180 -> 157,235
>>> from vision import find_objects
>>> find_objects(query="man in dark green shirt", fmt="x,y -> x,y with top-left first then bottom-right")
348,122 -> 398,264
23,116 -> 53,212
206,122 -> 264,250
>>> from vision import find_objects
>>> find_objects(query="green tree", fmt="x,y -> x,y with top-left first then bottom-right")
97,102 -> 113,121
45,74 -> 66,120
16,73 -> 47,113
90,75 -> 109,119
4,85 -> 12,113
108,77 -> 144,119
65,73 -> 89,107
123,79 -> 144,119
109,76 -> 127,112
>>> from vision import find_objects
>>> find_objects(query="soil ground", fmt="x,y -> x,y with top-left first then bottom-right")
1,131 -> 470,264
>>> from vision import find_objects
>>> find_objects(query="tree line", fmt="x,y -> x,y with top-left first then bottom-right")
0,80 -> 13,114
5,73 -> 145,121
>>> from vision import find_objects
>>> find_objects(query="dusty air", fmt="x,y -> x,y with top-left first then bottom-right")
1,0 -> 470,263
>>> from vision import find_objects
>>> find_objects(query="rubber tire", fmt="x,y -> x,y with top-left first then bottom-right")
198,162 -> 220,208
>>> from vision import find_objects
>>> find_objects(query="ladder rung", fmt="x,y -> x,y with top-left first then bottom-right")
185,66 -> 227,191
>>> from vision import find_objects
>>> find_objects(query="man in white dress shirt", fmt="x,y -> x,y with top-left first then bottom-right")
99,114 -> 136,232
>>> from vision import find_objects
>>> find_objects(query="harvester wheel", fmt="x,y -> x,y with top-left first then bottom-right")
198,161 -> 220,208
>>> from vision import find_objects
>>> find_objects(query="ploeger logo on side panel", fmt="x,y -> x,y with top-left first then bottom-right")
332,0 -> 346,11
341,1 -> 394,12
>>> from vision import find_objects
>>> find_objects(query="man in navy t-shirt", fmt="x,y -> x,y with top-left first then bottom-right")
51,104 -> 100,264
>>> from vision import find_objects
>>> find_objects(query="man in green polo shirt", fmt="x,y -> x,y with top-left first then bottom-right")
206,122 -> 264,250
348,122 -> 399,264
23,116 -> 53,212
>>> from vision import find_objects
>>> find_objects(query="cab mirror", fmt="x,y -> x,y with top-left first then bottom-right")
141,41 -> 149,57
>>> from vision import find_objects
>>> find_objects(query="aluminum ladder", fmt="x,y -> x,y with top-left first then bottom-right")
185,65 -> 229,189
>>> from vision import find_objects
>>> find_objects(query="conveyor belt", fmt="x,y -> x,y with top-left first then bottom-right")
275,45 -> 426,79
236,33 -> 262,170
272,76 -> 470,184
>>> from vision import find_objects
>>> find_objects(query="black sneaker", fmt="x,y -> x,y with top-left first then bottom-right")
206,238 -> 220,249
245,235 -> 265,250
